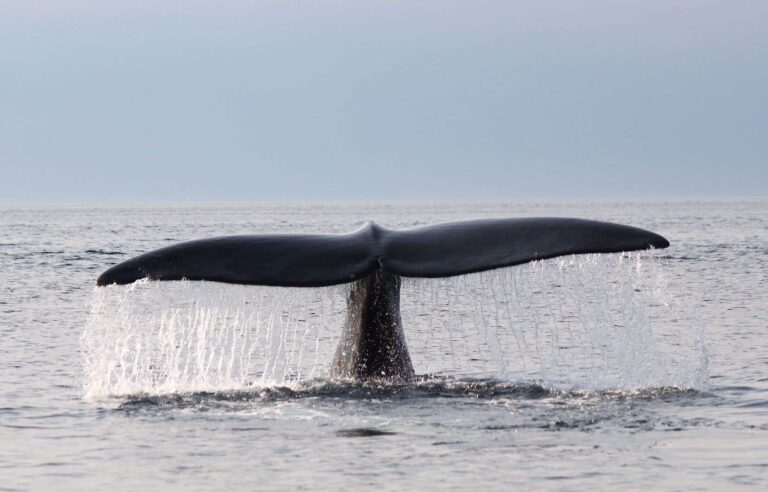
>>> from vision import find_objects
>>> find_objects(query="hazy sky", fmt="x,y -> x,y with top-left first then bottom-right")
1,1 -> 766,202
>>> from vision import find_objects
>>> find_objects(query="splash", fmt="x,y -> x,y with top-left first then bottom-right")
401,253 -> 707,390
82,281 -> 347,398
81,253 -> 707,399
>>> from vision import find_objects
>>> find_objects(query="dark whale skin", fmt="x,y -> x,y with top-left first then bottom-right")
97,218 -> 669,287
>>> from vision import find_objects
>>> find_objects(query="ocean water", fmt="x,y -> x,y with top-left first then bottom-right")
1,199 -> 766,490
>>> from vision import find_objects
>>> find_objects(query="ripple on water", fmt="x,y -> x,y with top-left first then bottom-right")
335,428 -> 397,437
111,377 -> 715,434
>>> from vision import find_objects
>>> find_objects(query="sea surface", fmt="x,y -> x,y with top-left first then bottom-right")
1,199 -> 767,490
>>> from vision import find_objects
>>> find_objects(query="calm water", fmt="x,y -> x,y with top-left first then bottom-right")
1,200 -> 767,490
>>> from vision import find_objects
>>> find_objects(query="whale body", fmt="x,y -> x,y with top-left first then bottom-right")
97,217 -> 669,381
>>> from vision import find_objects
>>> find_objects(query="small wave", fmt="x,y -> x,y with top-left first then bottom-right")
112,377 -> 706,413
656,255 -> 699,261
84,249 -> 125,256
335,428 -> 396,437
37,250 -> 65,255
114,378 -> 548,410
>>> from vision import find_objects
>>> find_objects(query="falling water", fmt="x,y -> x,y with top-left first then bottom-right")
400,253 -> 707,389
82,281 -> 348,398
81,252 -> 707,399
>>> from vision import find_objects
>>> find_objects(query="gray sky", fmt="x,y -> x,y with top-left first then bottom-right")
1,1 -> 766,203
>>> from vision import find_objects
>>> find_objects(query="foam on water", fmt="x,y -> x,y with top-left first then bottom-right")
81,252 -> 707,399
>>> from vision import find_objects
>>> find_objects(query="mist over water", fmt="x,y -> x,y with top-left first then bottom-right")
2,200 -> 767,490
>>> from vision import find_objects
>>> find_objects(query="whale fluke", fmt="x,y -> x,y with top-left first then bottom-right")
96,218 -> 668,287
96,217 -> 669,381
378,217 -> 668,278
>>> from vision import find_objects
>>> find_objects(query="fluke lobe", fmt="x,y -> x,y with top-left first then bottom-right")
97,217 -> 670,381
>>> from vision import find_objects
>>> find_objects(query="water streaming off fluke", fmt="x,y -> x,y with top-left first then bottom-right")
82,253 -> 707,399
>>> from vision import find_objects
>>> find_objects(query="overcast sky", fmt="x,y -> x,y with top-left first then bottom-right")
1,1 -> 766,203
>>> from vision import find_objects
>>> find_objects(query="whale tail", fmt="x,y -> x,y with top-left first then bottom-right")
97,217 -> 668,287
96,217 -> 669,381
